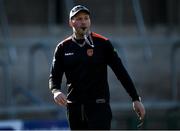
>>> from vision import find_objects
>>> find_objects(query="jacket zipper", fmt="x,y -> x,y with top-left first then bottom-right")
81,104 -> 85,121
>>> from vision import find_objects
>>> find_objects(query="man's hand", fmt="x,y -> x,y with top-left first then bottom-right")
53,91 -> 67,107
133,101 -> 145,120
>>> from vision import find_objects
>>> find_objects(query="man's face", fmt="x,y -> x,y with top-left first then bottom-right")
70,12 -> 91,36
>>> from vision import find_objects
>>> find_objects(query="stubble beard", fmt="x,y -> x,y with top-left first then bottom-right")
74,27 -> 89,39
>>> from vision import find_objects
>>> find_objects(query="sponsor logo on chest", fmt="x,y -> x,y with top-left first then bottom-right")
87,49 -> 93,56
65,52 -> 74,56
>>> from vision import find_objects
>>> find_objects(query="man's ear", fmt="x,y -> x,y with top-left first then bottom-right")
69,20 -> 73,27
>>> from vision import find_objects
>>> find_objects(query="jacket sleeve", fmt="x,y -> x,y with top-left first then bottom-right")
106,40 -> 140,101
49,43 -> 64,94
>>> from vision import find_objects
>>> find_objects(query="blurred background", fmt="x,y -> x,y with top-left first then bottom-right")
0,0 -> 180,130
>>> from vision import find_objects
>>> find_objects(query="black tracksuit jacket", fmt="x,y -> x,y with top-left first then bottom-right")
49,32 -> 140,103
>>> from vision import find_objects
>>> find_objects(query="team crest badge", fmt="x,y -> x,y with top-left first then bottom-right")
87,49 -> 93,56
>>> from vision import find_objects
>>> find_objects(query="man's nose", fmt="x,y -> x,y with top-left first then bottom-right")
81,19 -> 87,24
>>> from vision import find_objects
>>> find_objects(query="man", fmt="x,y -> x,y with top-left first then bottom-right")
49,5 -> 145,130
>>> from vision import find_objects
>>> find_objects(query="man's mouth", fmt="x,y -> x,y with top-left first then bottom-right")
81,27 -> 87,31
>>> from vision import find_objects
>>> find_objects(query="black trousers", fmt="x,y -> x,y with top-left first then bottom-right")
66,103 -> 112,130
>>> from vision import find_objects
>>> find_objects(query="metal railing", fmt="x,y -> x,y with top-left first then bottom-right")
170,41 -> 180,101
0,41 -> 66,119
132,0 -> 152,61
0,0 -> 16,110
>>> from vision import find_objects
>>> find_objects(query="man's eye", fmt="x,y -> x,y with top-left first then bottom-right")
85,17 -> 89,20
77,18 -> 82,21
